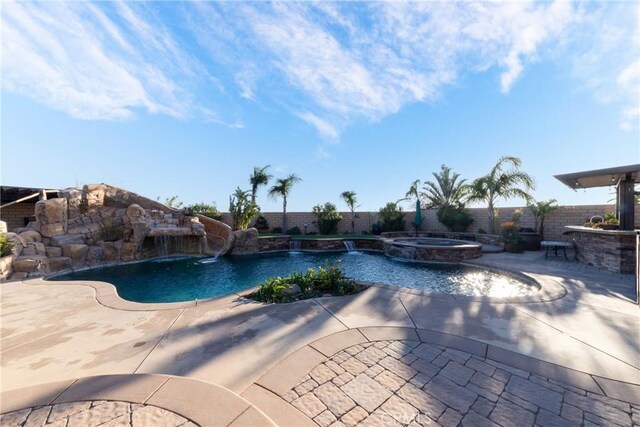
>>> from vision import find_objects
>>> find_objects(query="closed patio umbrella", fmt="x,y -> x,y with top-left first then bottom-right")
414,199 -> 423,236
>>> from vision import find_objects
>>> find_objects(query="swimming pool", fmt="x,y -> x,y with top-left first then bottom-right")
49,252 -> 537,303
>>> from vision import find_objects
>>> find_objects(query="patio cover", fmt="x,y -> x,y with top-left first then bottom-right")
554,164 -> 639,230
554,164 -> 640,189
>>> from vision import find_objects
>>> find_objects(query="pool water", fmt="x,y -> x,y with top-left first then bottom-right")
49,252 -> 537,303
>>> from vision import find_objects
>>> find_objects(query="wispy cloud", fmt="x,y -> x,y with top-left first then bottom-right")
297,112 -> 339,140
1,1 -> 638,133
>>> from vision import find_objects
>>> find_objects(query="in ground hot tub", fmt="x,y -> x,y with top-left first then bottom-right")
383,237 -> 482,262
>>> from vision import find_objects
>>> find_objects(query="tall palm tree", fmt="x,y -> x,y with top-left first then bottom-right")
268,174 -> 301,233
468,156 -> 535,234
422,164 -> 468,208
340,191 -> 359,233
249,165 -> 272,204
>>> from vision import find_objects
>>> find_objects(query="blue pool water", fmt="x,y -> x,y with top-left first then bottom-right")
49,251 -> 536,303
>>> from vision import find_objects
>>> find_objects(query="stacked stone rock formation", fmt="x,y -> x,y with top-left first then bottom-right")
1,184 -> 233,281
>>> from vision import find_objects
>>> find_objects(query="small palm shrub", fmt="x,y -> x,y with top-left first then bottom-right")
0,236 -> 15,257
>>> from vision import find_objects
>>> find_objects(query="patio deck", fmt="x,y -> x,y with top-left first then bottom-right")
1,251 -> 638,426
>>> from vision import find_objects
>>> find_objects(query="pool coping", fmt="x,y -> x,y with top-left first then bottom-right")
0,373 -> 276,426
31,252 -> 566,311
244,326 -> 640,426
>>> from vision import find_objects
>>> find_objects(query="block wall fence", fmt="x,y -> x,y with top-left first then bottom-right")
0,203 -> 36,232
4,203 -> 638,243
221,204 -> 639,242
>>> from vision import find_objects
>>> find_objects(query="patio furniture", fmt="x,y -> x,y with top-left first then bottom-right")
541,240 -> 574,261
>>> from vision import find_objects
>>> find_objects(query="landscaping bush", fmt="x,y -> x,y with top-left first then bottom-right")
378,202 -> 405,232
287,226 -> 302,235
271,227 -> 283,234
253,216 -> 269,231
184,202 -> 223,220
0,236 -> 15,257
229,188 -> 259,230
249,260 -> 362,303
436,204 -> 474,232
312,202 -> 343,234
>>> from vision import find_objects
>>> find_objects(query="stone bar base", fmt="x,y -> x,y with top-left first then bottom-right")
564,226 -> 637,274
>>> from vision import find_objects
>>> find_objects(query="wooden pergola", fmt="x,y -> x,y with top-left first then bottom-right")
554,164 -> 639,230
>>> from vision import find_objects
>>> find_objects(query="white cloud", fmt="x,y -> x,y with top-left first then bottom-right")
1,0 -> 637,134
297,112 -> 340,140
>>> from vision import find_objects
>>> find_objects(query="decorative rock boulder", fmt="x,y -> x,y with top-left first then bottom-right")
45,246 -> 63,257
49,257 -> 73,272
231,228 -> 259,254
100,240 -> 123,262
13,255 -> 49,275
62,244 -> 89,266
81,184 -> 107,213
19,230 -> 42,243
36,198 -> 68,237
59,188 -> 83,219
127,204 -> 148,248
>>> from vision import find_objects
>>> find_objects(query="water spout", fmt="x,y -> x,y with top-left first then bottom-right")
343,240 -> 359,253
290,240 -> 301,254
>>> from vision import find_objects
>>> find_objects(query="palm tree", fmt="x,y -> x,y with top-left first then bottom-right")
249,165 -> 272,205
268,174 -> 301,233
340,191 -> 359,234
468,156 -> 535,234
422,165 -> 468,208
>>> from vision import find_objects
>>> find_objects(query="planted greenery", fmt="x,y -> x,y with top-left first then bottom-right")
313,202 -> 343,234
184,203 -> 223,220
229,187 -> 259,230
378,202 -> 405,232
248,260 -> 363,303
436,204 -> 473,232
0,236 -> 15,257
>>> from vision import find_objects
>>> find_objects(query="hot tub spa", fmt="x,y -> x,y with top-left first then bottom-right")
383,237 -> 483,262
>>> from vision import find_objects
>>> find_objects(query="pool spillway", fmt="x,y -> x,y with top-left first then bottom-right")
383,237 -> 483,262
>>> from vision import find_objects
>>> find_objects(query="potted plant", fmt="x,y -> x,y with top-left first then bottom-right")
501,221 -> 524,253
526,199 -> 559,250
601,213 -> 619,230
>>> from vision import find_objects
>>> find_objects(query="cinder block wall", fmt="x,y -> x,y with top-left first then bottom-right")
0,203 -> 37,231
222,204 -> 638,242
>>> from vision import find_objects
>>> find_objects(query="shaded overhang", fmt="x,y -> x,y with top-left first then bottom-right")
1,185 -> 59,206
554,164 -> 640,190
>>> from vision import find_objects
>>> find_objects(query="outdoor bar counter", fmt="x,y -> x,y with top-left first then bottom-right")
564,226 -> 637,274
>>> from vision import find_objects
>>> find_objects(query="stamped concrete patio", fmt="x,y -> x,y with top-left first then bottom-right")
1,251 -> 638,426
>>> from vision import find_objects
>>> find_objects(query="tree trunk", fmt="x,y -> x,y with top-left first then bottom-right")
487,201 -> 495,234
282,198 -> 287,234
351,211 -> 355,234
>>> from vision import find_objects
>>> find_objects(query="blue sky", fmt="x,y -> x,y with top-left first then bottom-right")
2,1 -> 639,212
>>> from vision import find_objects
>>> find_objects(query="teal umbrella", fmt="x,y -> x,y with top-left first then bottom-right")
414,199 -> 423,236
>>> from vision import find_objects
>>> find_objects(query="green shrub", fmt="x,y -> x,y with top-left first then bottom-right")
436,204 -> 474,232
0,236 -> 15,257
184,202 -> 223,220
312,202 -> 343,234
287,226 -> 302,235
229,187 -> 259,230
249,260 -> 361,303
378,202 -> 405,232
253,216 -> 269,231
271,227 -> 283,233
